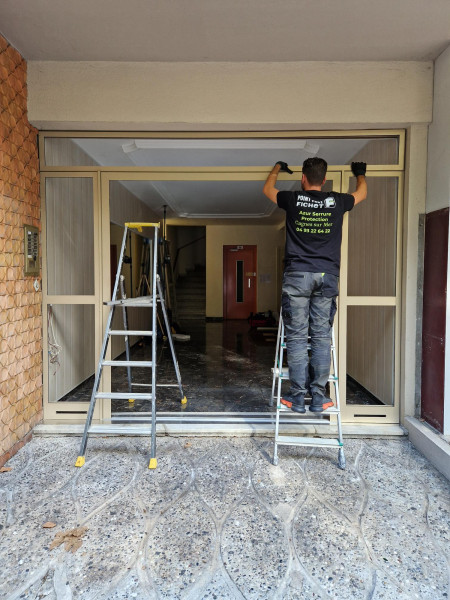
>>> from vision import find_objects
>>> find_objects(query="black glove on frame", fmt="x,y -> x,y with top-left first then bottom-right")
275,161 -> 293,174
351,162 -> 367,177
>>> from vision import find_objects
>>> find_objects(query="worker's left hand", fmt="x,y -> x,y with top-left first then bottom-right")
275,161 -> 293,174
351,162 -> 367,177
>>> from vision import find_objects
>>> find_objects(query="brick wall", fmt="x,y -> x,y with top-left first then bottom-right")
0,35 -> 42,466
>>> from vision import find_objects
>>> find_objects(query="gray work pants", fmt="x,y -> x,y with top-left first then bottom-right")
281,270 -> 338,400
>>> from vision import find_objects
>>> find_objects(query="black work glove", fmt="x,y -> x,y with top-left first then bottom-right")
275,161 -> 293,174
351,162 -> 367,177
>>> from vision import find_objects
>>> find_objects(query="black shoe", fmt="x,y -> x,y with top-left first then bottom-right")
309,395 -> 334,413
281,395 -> 306,414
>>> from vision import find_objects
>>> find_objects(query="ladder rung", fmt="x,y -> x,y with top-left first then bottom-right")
105,297 -> 155,307
109,330 -> 154,336
95,392 -> 153,400
88,424 -> 152,434
275,436 -> 343,448
102,360 -> 153,367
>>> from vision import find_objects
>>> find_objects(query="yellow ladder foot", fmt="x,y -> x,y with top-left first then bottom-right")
181,396 -> 187,405
148,458 -> 157,469
75,456 -> 85,467
128,398 -> 135,403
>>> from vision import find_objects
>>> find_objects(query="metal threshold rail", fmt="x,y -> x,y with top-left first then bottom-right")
110,411 -> 336,425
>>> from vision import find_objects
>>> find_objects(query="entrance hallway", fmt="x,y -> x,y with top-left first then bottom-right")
60,320 -> 382,412
0,435 -> 449,599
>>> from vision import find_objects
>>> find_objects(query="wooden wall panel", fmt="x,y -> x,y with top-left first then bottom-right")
347,306 -> 395,404
347,178 -> 397,296
346,137 -> 398,165
44,137 -> 99,167
46,177 -> 94,295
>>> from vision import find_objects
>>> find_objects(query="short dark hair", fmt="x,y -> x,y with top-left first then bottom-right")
302,157 -> 327,185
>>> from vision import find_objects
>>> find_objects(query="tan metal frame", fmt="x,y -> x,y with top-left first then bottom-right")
41,172 -> 105,421
39,130 -> 405,172
39,130 -> 404,425
340,171 -> 403,423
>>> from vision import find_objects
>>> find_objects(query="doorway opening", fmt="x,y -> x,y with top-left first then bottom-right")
40,132 -> 403,425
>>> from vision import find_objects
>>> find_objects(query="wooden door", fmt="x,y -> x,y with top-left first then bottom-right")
223,245 -> 257,319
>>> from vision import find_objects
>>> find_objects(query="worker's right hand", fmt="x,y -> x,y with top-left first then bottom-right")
275,161 -> 293,174
351,162 -> 367,177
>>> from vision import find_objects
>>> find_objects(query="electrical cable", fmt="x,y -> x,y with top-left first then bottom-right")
47,304 -> 62,373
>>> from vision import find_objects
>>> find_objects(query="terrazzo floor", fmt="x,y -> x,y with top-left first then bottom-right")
59,320 -> 382,413
0,435 -> 448,599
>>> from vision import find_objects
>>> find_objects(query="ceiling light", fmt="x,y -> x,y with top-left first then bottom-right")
122,139 -> 311,153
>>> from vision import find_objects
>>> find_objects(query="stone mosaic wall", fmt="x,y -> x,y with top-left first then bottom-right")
0,35 -> 42,466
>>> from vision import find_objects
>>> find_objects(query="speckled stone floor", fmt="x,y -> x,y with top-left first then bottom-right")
0,436 -> 449,600
59,320 -> 382,413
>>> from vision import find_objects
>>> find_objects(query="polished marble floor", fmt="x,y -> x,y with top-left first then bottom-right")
60,320 -> 381,412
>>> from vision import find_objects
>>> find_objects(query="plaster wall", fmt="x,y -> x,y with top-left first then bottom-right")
27,61 -> 433,130
426,46 -> 450,213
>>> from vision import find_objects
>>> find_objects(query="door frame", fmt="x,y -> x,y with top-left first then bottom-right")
39,129 -> 406,426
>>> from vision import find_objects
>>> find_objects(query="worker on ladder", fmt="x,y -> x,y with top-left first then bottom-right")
263,158 -> 367,414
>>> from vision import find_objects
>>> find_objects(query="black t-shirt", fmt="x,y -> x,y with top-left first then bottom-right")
277,189 -> 354,276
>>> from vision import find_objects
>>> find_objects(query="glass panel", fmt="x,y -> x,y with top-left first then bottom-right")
236,260 -> 244,302
346,306 -> 395,406
47,304 -> 95,402
46,178 -> 94,295
347,177 -> 398,296
44,137 -> 400,167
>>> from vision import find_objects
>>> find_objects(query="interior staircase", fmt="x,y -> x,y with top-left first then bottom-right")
175,264 -> 206,322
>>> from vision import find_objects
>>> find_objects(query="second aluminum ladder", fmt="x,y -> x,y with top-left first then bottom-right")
75,222 -> 186,470
271,312 -> 345,469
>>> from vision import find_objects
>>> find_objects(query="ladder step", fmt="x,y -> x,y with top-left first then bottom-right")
88,424 -> 152,434
275,436 -> 343,448
95,392 -> 153,400
102,360 -> 153,367
109,330 -> 154,336
105,296 -> 155,307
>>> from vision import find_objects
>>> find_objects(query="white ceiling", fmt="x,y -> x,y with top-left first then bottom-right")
71,136 -> 368,221
0,0 -> 449,62
72,137 -> 369,168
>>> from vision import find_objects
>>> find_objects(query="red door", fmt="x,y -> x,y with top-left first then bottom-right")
223,245 -> 257,319
421,208 -> 448,432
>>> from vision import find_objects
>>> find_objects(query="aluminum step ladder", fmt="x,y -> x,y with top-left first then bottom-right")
75,223 -> 187,470
271,312 -> 345,469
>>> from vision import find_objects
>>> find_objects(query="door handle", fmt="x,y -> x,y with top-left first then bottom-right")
248,278 -> 251,288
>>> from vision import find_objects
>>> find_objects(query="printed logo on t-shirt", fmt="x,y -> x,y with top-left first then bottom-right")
296,194 -> 336,209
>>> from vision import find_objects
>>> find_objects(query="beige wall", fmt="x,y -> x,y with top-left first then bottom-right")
28,61 -> 433,130
426,45 -> 450,214
206,224 -> 284,318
